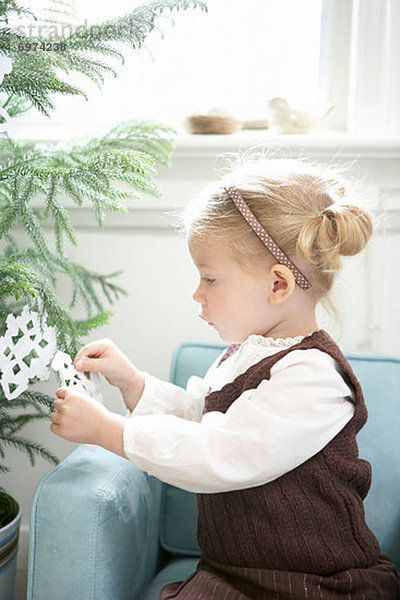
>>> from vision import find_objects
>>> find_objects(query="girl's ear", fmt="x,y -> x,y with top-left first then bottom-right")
268,264 -> 295,304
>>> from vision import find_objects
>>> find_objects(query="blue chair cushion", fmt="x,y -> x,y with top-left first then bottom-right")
159,343 -> 225,557
142,558 -> 200,600
160,486 -> 200,557
349,355 -> 400,567
169,342 -> 225,389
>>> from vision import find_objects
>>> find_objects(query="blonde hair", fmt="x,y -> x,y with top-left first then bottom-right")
177,155 -> 373,309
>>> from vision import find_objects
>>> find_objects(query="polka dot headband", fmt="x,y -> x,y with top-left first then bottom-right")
225,186 -> 312,290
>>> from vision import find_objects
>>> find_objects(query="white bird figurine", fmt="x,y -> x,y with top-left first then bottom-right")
268,97 -> 333,134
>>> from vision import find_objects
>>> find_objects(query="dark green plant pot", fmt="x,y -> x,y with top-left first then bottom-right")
0,488 -> 22,600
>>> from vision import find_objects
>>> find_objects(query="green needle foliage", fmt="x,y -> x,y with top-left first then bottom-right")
0,0 -> 208,477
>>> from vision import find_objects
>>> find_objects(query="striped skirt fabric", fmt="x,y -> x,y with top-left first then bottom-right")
159,554 -> 400,599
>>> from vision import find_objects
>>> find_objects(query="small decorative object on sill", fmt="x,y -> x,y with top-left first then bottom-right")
185,108 -> 241,134
241,118 -> 269,130
267,97 -> 334,134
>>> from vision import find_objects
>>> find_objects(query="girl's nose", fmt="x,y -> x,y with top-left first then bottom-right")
192,283 -> 204,304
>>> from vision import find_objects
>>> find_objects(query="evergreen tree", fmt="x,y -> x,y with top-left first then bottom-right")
0,0 -> 207,475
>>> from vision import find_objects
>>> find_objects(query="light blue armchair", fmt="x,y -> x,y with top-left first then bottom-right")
27,343 -> 400,600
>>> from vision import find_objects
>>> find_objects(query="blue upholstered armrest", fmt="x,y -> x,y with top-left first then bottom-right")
27,445 -> 164,600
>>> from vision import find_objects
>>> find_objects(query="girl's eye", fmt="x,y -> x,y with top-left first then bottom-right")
202,278 -> 216,285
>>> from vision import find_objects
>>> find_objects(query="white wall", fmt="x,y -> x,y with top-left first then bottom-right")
4,131 -> 400,598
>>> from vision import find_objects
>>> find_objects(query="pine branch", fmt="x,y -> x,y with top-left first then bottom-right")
0,435 -> 59,468
0,132 -> 171,253
84,120 -> 176,167
75,311 -> 114,336
0,262 -> 38,301
1,245 -> 127,313
7,389 -> 55,410
66,0 -> 208,51
0,1 -> 34,22
39,0 -> 77,26
1,53 -> 87,116
0,93 -> 32,118
2,0 -> 207,117
44,173 -> 77,253
1,412 -> 49,436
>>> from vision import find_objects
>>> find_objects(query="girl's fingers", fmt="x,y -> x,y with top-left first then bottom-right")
74,340 -> 111,364
53,397 -> 66,410
54,389 -> 68,415
49,411 -> 60,424
50,423 -> 61,437
75,355 -> 89,370
75,356 -> 101,372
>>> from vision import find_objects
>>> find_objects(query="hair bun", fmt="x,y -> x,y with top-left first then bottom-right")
298,203 -> 373,272
328,204 -> 373,257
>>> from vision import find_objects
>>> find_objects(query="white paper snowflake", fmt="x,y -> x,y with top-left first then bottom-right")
0,305 -> 57,400
0,304 -> 101,402
51,351 -> 102,402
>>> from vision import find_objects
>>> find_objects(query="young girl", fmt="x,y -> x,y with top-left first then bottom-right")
50,158 -> 400,599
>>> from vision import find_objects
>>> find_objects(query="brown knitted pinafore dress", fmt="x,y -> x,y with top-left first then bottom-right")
160,330 -> 400,599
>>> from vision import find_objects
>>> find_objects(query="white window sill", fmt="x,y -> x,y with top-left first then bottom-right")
13,126 -> 400,158
173,131 -> 400,158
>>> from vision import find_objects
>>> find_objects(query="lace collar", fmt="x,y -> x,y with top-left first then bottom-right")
242,331 -> 315,348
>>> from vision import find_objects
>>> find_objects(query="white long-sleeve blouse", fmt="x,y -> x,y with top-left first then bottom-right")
123,333 -> 355,494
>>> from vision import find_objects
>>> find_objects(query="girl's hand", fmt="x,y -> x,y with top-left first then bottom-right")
74,338 -> 145,411
50,388 -> 127,457
74,338 -> 136,389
